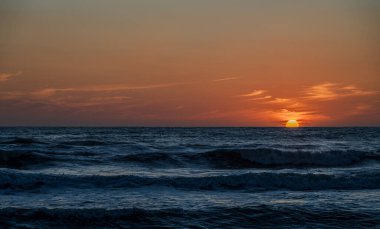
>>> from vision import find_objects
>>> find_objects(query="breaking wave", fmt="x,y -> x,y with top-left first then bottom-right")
0,150 -> 53,169
115,148 -> 380,168
197,148 -> 380,168
2,147 -> 379,170
1,170 -> 379,191
0,137 -> 45,145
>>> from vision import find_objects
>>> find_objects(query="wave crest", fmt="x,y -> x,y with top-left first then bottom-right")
0,138 -> 45,145
114,148 -> 380,168
1,170 -> 379,191
199,148 -> 380,168
0,150 -> 53,169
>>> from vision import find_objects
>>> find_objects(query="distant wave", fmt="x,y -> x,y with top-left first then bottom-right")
197,148 -> 380,168
1,206 -> 378,228
0,138 -> 110,147
0,149 -> 103,169
0,138 -> 45,145
116,152 -> 183,166
115,148 -> 380,168
1,170 -> 379,191
2,147 -> 379,170
0,150 -> 53,169
59,140 -> 109,146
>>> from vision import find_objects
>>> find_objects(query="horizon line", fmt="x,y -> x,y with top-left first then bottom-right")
0,125 -> 379,128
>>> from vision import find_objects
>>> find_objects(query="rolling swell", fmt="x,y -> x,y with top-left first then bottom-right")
59,140 -> 109,146
198,148 -> 380,168
0,137 -> 45,145
0,149 -> 105,169
115,148 -> 380,168
0,150 -> 53,169
2,147 -> 379,170
0,128 -> 379,228
0,138 -> 111,147
1,206 -> 378,228
1,170 -> 379,191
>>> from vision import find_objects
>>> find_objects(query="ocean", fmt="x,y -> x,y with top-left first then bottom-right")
0,127 -> 379,228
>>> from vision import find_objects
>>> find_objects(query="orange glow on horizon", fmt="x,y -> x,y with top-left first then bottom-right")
0,1 -> 379,126
286,120 -> 300,128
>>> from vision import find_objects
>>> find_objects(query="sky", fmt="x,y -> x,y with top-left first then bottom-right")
0,0 -> 379,126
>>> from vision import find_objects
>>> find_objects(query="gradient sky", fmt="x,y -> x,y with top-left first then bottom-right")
0,0 -> 379,126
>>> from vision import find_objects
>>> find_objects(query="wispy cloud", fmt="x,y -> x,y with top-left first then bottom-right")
69,96 -> 131,107
249,95 -> 272,101
0,91 -> 26,100
259,109 -> 330,124
213,77 -> 239,82
240,90 -> 266,97
306,83 -> 377,100
33,82 -> 184,97
241,89 -> 298,106
264,98 -> 291,104
239,82 -> 377,125
52,96 -> 133,107
0,71 -> 22,82
0,82 -> 186,109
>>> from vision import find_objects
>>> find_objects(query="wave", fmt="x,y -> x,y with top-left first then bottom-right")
0,138 -> 110,146
0,137 -> 45,145
1,170 -> 379,191
1,206 -> 378,228
2,147 -> 379,170
115,148 -> 380,168
59,140 -> 108,146
0,150 -> 53,169
197,148 -> 380,168
0,149 -> 105,169
116,152 -> 183,166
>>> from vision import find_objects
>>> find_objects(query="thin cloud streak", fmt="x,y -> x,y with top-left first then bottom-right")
306,83 -> 377,101
213,77 -> 239,82
264,98 -> 291,104
258,109 -> 331,124
240,90 -> 266,97
241,82 -> 378,125
0,82 -> 186,109
248,95 -> 272,101
0,71 -> 22,82
33,82 -> 186,97
57,96 -> 132,107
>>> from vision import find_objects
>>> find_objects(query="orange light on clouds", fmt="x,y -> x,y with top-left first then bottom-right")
0,1 -> 379,126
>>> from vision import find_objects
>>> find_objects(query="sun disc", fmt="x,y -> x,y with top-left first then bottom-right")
286,119 -> 299,128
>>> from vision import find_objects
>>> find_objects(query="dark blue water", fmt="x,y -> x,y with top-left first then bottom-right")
0,127 -> 379,228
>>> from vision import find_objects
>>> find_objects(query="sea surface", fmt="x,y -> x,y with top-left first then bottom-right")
0,127 -> 379,228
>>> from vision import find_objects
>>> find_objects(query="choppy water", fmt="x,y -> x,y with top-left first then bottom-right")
0,127 -> 379,228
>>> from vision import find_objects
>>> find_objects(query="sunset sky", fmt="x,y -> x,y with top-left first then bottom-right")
0,0 -> 379,126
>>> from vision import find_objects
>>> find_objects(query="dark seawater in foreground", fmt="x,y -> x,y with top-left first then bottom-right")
0,127 -> 379,228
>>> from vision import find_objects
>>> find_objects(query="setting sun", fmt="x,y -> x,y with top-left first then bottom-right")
286,120 -> 300,128
0,1 -> 379,228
